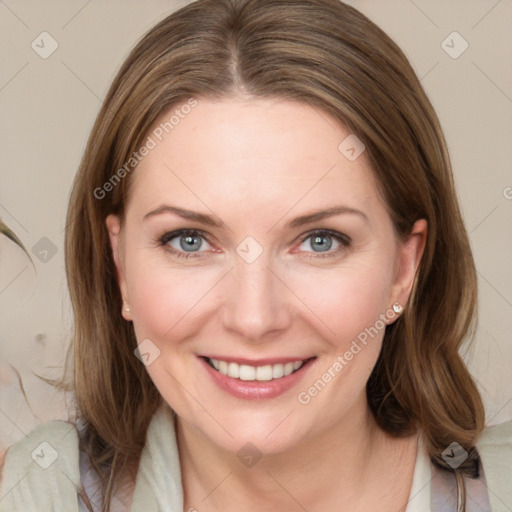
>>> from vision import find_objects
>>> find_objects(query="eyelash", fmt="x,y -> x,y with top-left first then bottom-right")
156,229 -> 351,260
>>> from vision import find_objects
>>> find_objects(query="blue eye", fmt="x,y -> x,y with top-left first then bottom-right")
298,230 -> 351,259
157,229 -> 350,260
159,230 -> 212,258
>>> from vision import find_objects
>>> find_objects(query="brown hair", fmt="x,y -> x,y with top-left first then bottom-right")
60,0 -> 485,509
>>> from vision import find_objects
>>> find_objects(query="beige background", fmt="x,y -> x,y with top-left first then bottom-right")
0,0 -> 511,452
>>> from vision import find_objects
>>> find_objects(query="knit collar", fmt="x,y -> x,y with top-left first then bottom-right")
130,403 -> 183,511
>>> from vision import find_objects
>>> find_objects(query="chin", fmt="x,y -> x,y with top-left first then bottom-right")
194,411 -> 309,457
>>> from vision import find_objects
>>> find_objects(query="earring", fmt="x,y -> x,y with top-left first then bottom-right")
392,303 -> 403,315
123,302 -> 130,313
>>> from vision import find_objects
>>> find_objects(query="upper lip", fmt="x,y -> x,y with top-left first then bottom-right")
200,355 -> 315,366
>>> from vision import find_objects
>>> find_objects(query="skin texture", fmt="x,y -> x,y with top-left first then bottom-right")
107,96 -> 427,511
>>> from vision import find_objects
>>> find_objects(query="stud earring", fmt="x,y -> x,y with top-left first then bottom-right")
123,302 -> 130,313
392,303 -> 403,315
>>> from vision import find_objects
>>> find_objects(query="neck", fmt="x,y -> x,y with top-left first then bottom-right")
176,394 -> 418,512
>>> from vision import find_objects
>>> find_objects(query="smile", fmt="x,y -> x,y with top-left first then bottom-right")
199,355 -> 316,400
206,357 -> 306,381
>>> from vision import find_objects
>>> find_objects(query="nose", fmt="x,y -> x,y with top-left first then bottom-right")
220,254 -> 293,342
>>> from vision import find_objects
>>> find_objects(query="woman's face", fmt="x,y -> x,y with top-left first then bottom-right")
107,97 -> 426,454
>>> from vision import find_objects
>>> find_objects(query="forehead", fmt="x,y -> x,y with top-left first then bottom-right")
127,97 -> 382,224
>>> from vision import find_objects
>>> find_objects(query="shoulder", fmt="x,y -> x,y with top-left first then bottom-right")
475,419 -> 512,511
1,419 -> 80,476
0,419 -> 82,511
476,418 -> 512,462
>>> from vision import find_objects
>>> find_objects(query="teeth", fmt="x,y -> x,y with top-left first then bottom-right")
255,365 -> 272,381
239,364 -> 255,381
284,362 -> 294,375
227,362 -> 239,378
272,364 -> 284,379
208,358 -> 306,381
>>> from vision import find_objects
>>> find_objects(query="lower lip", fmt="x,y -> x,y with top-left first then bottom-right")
199,357 -> 315,400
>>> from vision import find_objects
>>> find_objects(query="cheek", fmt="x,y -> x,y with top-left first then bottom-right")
289,257 -> 395,351
125,254 -> 221,343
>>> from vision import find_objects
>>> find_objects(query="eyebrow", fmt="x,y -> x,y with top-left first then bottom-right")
142,204 -> 368,228
143,205 -> 224,227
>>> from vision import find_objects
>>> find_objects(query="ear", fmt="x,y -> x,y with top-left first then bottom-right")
388,219 -> 427,321
106,214 -> 131,321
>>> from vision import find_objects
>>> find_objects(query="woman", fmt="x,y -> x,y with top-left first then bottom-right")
1,0 -> 511,510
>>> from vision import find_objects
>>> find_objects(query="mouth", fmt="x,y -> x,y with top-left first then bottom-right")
198,355 -> 316,400
202,356 -> 312,381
